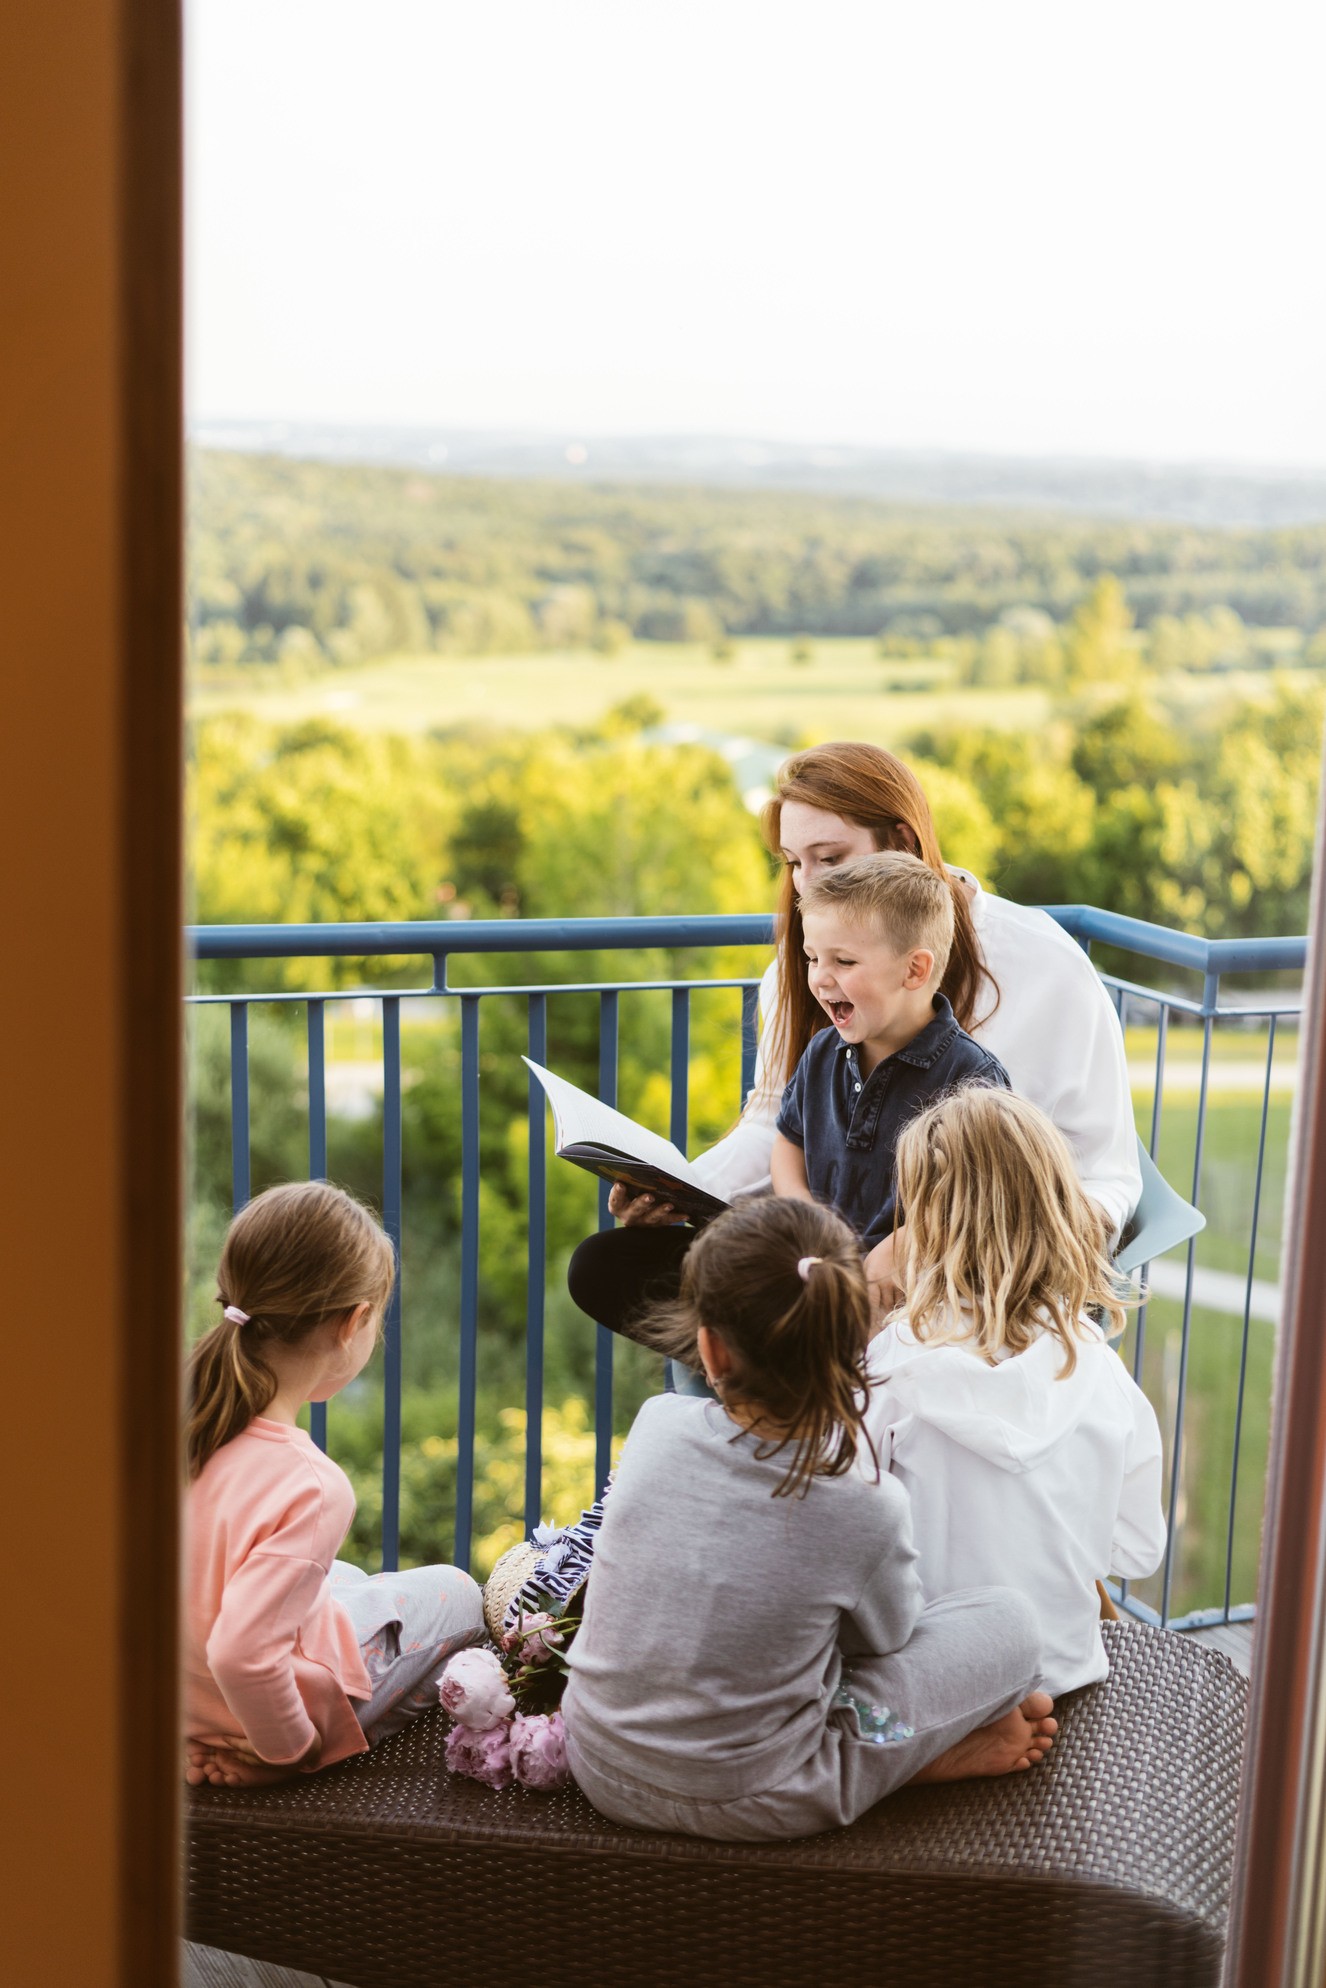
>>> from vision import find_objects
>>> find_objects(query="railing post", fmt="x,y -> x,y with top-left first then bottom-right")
380,996 -> 403,1572
454,994 -> 481,1574
229,1001 -> 249,1211
524,994 -> 548,1532
1225,1014 -> 1279,1619
307,998 -> 328,1452
670,987 -> 690,1153
595,991 -> 619,1494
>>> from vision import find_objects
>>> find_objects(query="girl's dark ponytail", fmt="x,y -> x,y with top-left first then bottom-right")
639,1197 -> 875,1498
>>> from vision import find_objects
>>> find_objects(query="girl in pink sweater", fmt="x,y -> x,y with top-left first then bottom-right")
185,1181 -> 483,1788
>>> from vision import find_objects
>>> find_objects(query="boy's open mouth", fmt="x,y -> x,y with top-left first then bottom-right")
826,999 -> 854,1028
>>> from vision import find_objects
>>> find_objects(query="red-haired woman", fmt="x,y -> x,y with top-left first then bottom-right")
568,739 -> 1139,1339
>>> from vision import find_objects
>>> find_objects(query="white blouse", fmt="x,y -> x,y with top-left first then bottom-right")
691,868 -> 1141,1240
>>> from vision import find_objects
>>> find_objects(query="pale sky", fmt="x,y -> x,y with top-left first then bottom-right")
187,0 -> 1326,465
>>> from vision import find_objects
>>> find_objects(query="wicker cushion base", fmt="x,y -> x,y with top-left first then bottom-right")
186,1620 -> 1246,1987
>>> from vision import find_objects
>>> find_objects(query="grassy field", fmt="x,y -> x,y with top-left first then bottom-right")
191,640 -> 1321,745
189,638 -> 1047,741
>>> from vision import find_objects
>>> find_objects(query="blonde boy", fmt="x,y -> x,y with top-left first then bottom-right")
770,853 -> 1010,1295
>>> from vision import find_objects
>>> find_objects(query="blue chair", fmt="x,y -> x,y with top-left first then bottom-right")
1115,1136 -> 1205,1275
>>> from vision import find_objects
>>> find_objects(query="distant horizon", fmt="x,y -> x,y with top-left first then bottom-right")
187,419 -> 1326,531
190,417 -> 1326,481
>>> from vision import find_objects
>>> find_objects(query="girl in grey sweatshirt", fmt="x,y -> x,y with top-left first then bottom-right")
562,1197 -> 1057,1841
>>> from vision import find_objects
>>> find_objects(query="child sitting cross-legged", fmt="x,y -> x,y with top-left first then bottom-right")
864,1088 -> 1167,1695
184,1181 -> 484,1788
771,851 -> 1009,1310
561,1195 -> 1057,1842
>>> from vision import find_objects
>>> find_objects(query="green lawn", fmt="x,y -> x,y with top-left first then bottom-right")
189,638 -> 1049,742
190,643 -> 1323,746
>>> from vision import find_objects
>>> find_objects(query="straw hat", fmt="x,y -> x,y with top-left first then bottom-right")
481,1539 -> 538,1642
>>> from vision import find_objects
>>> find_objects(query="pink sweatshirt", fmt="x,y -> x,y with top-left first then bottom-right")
185,1418 -> 372,1768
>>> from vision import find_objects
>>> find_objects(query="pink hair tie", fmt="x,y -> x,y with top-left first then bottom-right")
223,1304 -> 251,1326
797,1257 -> 823,1282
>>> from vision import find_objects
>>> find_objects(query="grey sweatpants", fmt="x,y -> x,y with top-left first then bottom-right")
328,1559 -> 485,1747
566,1586 -> 1041,1841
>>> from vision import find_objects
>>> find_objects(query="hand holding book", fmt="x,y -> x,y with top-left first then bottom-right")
606,1182 -> 685,1227
523,1058 -> 730,1227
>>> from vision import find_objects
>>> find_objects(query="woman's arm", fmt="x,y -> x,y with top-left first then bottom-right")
688,959 -> 782,1199
970,899 -> 1141,1244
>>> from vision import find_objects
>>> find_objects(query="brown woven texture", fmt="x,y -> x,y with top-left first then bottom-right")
186,1620 -> 1245,1987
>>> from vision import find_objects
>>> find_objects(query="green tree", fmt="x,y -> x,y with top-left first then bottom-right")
1064,576 -> 1141,686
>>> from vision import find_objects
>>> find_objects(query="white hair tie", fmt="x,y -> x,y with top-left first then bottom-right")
223,1304 -> 251,1326
797,1257 -> 823,1282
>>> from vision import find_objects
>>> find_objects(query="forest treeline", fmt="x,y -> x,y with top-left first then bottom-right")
191,450 -> 1326,675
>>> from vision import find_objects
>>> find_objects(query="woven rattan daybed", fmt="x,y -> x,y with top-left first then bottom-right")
186,1619 -> 1246,1987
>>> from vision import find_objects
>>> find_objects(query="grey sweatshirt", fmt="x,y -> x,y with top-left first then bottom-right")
562,1393 -> 921,1802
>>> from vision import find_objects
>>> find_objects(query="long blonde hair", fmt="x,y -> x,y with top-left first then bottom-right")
637,1197 -> 876,1498
893,1089 -> 1124,1375
760,741 -> 998,1091
186,1181 -> 396,1480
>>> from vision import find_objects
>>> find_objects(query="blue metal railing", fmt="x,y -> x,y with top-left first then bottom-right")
188,907 -> 1306,1631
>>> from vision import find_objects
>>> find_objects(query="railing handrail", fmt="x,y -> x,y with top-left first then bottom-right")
187,906 -> 1309,977
1046,905 -> 1309,977
187,913 -> 776,960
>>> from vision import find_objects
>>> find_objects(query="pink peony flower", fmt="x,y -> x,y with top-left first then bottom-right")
444,1718 -> 514,1789
438,1646 -> 514,1731
509,1710 -> 571,1791
502,1610 -> 563,1666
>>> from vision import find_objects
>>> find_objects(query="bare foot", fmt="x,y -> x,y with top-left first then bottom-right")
909,1693 -> 1058,1784
184,1742 -> 293,1789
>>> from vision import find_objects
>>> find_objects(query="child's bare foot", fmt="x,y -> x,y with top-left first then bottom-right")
185,1741 -> 293,1789
909,1693 -> 1058,1784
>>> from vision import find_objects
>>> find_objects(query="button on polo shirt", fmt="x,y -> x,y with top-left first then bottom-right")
775,993 -> 1011,1245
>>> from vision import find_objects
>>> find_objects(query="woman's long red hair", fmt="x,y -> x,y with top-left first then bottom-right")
759,741 -> 999,1091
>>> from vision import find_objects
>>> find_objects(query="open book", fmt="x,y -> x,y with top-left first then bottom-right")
523,1057 -> 730,1225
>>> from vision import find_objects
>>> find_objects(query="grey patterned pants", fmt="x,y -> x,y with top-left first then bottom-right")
328,1559 -> 485,1747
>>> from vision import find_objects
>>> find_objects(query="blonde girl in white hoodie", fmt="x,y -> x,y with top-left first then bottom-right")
864,1087 -> 1166,1694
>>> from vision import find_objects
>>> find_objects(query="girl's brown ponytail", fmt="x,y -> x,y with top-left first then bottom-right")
185,1317 -> 279,1482
186,1180 -> 396,1481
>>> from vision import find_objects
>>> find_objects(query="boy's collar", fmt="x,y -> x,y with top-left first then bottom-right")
843,993 -> 959,1073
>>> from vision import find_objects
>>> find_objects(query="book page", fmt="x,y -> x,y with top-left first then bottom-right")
523,1057 -> 714,1193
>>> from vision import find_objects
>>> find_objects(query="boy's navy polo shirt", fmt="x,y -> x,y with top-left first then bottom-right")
775,993 -> 1010,1246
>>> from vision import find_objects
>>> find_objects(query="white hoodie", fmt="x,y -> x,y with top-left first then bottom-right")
864,1314 -> 1166,1693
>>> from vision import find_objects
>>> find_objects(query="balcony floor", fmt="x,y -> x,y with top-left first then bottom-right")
1188,1619 -> 1255,1671
183,1620 -> 1252,1988
183,1946 -> 353,1988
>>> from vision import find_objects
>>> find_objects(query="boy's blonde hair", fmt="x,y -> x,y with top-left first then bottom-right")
186,1180 -> 396,1480
893,1088 -> 1125,1375
798,851 -> 955,986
